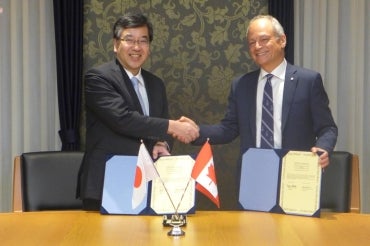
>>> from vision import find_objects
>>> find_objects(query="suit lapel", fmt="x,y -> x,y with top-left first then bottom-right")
281,64 -> 298,131
141,71 -> 152,116
113,60 -> 144,114
247,71 -> 259,143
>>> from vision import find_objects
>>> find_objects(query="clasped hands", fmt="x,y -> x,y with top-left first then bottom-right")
168,116 -> 199,144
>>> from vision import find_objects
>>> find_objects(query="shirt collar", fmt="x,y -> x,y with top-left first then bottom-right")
259,59 -> 287,81
125,68 -> 144,85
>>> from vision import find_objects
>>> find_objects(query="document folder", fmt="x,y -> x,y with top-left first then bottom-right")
239,149 -> 280,212
101,155 -> 147,215
239,148 -> 321,217
101,155 -> 195,215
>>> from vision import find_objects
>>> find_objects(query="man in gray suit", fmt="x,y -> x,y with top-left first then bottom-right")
189,15 -> 337,168
77,13 -> 199,210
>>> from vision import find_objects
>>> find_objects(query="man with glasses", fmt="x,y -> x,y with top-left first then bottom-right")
184,15 -> 337,203
77,13 -> 199,211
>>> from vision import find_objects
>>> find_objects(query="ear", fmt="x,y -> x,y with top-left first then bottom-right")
280,34 -> 287,48
113,39 -> 119,53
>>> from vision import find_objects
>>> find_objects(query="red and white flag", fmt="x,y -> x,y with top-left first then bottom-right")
191,141 -> 220,208
132,142 -> 158,209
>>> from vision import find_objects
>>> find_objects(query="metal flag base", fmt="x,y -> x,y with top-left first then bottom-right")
164,214 -> 186,236
167,225 -> 185,236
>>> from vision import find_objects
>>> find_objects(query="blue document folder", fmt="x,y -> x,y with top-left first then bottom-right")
239,148 -> 280,212
101,155 -> 148,215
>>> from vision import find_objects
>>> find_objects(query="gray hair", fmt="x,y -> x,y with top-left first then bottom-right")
246,15 -> 285,38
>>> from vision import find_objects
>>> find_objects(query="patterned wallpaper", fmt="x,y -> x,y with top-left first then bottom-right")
83,0 -> 267,210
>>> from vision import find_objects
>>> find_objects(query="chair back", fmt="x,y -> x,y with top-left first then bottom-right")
350,154 -> 360,213
320,151 -> 352,212
21,151 -> 84,211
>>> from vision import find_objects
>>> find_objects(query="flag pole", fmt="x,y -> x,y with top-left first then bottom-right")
152,164 -> 178,213
175,177 -> 192,212
152,157 -> 187,237
141,139 -> 178,212
176,138 -> 211,211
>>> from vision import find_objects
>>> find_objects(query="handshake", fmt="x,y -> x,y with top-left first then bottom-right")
168,116 -> 199,144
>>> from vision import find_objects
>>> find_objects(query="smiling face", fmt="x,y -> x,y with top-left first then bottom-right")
113,26 -> 150,75
247,18 -> 286,73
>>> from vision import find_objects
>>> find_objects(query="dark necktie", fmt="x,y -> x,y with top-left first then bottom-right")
261,74 -> 274,148
131,77 -> 147,115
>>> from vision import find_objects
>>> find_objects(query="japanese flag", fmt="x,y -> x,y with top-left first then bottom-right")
191,141 -> 220,208
132,143 -> 158,209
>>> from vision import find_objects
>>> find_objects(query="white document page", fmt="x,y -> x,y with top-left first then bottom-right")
150,155 -> 195,214
279,151 -> 322,216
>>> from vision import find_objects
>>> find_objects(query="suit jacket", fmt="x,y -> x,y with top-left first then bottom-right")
77,59 -> 173,201
194,63 -> 338,159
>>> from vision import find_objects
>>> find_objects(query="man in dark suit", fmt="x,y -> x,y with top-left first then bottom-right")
77,13 -> 199,210
189,14 -> 337,167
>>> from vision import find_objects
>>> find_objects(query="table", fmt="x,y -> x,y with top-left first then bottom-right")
1,211 -> 369,245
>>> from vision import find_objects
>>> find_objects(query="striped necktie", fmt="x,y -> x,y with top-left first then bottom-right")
261,74 -> 274,148
131,77 -> 147,115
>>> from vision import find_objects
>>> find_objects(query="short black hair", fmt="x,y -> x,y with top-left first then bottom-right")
113,13 -> 153,42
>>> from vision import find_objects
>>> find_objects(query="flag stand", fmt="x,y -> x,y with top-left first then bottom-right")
165,214 -> 186,236
164,177 -> 192,237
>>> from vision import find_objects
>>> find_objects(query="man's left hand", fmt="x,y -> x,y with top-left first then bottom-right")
311,147 -> 329,168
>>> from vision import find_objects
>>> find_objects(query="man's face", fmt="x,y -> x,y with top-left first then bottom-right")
247,18 -> 286,72
114,26 -> 150,75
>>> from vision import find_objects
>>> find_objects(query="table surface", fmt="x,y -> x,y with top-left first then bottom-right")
1,210 -> 370,245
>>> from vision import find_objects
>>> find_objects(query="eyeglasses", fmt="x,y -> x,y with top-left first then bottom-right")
120,37 -> 149,47
248,36 -> 273,48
